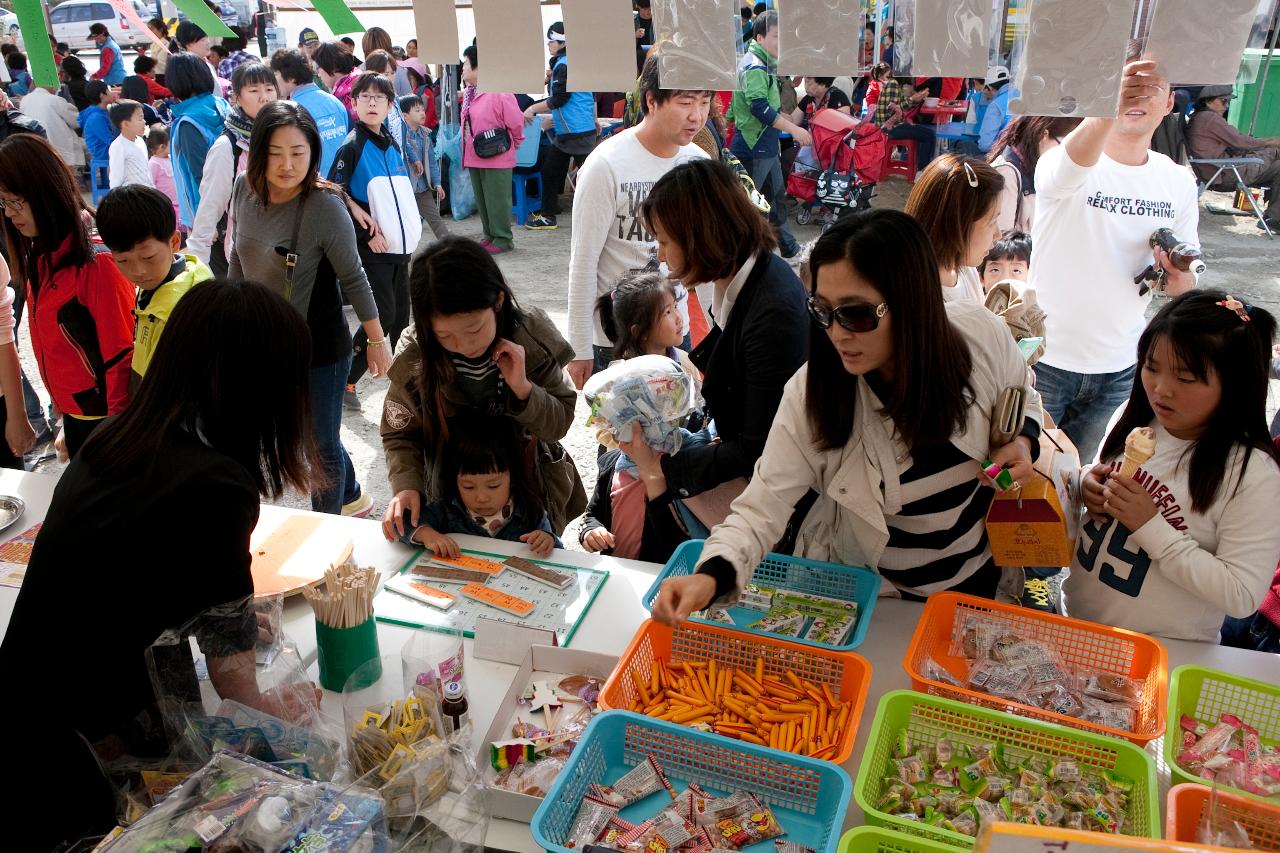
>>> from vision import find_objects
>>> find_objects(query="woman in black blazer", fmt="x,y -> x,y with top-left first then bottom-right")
618,158 -> 809,562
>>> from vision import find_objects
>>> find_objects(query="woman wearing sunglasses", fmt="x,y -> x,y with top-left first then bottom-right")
651,209 -> 1042,625
616,158 -> 809,562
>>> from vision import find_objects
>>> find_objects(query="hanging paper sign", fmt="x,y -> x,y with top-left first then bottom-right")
170,0 -> 237,39
909,0 -> 992,78
561,0 -> 637,93
311,0 -> 367,37
472,0 -> 546,94
1010,0 -> 1136,118
652,0 -> 741,91
105,0 -> 170,55
777,0 -> 864,77
12,0 -> 58,89
1140,0 -> 1259,86
413,0 -> 461,64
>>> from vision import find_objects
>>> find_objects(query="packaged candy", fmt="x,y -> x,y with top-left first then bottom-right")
775,842 -> 815,853
1076,668 -> 1143,706
922,655 -> 966,689
894,755 -> 927,784
968,660 -> 1030,700
568,794 -> 622,848
595,816 -> 638,847
708,793 -> 784,849
951,810 -> 979,837
747,608 -> 805,636
738,583 -> 776,611
608,755 -> 677,805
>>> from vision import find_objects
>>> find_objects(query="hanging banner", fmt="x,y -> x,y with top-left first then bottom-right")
311,0 -> 367,37
1010,0 -> 1137,117
561,0 -> 637,92
909,0 -> 992,78
1140,0 -> 1259,85
472,0 -> 546,94
105,0 -> 170,54
13,0 -> 58,89
652,0 -> 741,91
776,0 -> 864,77
170,0 -> 237,38
413,0 -> 461,64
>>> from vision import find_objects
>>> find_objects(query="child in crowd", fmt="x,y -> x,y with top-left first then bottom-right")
400,93 -> 449,243
146,126 -> 182,231
132,55 -> 172,102
107,99 -> 153,188
330,71 -> 421,409
95,185 -> 213,393
79,80 -> 117,163
978,230 -> 1031,293
5,51 -> 31,97
394,415 -> 559,558
1066,290 -> 1280,642
580,271 -> 702,557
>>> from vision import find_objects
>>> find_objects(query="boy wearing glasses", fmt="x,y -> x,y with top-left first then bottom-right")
1187,84 -> 1280,231
329,72 -> 422,410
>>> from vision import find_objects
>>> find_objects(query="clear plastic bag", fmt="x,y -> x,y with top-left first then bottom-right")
652,0 -> 744,91
1009,0 -> 1134,117
585,354 -> 697,455
1198,784 -> 1255,848
1138,0 -> 1261,86
435,125 -> 476,221
906,0 -> 993,78
776,0 -> 866,77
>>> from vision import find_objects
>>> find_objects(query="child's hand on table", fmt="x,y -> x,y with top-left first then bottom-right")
582,528 -> 615,553
415,527 -> 461,559
520,530 -> 555,557
1103,471 -> 1158,532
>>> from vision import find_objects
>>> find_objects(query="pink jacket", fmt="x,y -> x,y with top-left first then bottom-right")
461,91 -> 525,170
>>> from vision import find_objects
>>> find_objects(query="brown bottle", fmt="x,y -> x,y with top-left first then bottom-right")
1150,228 -> 1206,275
441,680 -> 469,735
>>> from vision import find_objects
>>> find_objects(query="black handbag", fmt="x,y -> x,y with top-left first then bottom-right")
466,114 -> 512,159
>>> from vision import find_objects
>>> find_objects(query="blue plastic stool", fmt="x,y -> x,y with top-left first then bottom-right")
89,159 -> 111,205
512,173 -> 542,223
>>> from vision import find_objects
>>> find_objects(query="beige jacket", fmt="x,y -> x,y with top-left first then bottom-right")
699,300 -> 1043,600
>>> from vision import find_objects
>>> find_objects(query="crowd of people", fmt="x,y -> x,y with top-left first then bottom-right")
0,8 -> 1278,845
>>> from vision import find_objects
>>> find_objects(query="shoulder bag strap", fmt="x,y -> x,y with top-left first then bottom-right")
283,194 -> 306,301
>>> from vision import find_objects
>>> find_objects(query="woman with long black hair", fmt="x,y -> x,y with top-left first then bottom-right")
229,100 -> 390,517
652,209 -> 1043,623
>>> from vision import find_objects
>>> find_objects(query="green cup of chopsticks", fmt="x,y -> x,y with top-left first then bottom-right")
306,563 -> 383,692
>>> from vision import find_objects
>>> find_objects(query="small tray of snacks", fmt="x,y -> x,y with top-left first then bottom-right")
642,540 -> 879,651
478,645 -> 617,822
531,710 -> 852,853
903,592 -> 1168,745
1166,783 -> 1280,848
854,691 -> 1159,848
838,826 -> 960,853
1165,665 -> 1280,803
599,618 -> 870,763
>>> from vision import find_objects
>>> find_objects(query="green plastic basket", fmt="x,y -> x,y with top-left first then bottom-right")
854,691 -> 1160,849
1165,665 -> 1280,804
839,826 -> 961,853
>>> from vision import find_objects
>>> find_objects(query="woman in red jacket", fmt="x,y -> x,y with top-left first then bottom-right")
0,135 -> 135,457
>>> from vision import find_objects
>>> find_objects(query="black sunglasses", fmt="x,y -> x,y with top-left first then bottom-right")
807,296 -> 889,332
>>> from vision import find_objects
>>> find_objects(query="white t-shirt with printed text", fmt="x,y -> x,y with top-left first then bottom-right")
1064,422 -> 1280,642
1030,147 -> 1199,375
566,127 -> 708,359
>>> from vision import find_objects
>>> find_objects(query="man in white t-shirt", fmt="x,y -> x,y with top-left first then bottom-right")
1030,60 -> 1199,461
564,53 -> 711,389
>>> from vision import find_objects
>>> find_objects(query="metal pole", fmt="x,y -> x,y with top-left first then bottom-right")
1248,0 -> 1280,135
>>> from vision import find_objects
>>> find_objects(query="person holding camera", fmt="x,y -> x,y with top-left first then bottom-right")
1029,60 -> 1199,462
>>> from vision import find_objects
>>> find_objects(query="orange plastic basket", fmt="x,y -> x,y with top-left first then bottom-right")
1166,784 -> 1280,850
600,618 -> 871,764
903,592 -> 1168,745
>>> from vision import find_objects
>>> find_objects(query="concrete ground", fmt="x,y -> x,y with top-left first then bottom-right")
25,179 -> 1280,550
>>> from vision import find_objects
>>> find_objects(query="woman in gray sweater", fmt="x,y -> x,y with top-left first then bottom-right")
229,100 -> 391,516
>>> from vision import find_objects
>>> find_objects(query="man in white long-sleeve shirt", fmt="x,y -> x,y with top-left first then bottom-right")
1030,60 -> 1199,462
564,53 -> 711,389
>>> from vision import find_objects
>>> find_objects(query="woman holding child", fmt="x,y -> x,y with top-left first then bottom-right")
652,209 -> 1043,624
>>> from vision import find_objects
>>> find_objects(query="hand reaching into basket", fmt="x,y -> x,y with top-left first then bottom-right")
651,573 -> 718,627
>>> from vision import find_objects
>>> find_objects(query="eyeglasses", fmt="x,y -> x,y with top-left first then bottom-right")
356,93 -> 388,105
807,296 -> 888,332
0,196 -> 27,213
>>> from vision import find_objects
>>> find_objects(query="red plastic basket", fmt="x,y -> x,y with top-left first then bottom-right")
1166,784 -> 1280,849
903,592 -> 1168,745
600,618 -> 871,764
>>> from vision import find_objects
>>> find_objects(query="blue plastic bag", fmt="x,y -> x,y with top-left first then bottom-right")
435,123 -> 476,221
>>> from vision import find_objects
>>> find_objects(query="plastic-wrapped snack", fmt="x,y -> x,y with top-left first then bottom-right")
566,794 -> 621,848
585,355 -> 696,455
1076,668 -> 1143,706
594,816 -> 638,847
951,809 -> 979,837
617,809 -> 696,853
709,793 -> 784,850
923,655 -> 966,689
738,583 -> 776,611
775,842 -> 815,853
1081,697 -> 1135,731
989,634 -> 1050,665
1178,715 -> 1242,769
968,660 -> 1030,700
609,755 -> 678,805
493,757 -> 566,797
972,797 -> 1013,826
1049,759 -> 1082,785
894,754 -> 928,784
1030,683 -> 1085,718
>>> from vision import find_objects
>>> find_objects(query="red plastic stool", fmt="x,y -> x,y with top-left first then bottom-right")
883,138 -> 918,182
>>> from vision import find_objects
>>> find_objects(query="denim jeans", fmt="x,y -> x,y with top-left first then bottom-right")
1220,611 -> 1280,653
1033,362 -> 1138,463
745,154 -> 799,255
311,353 -> 361,514
887,122 -> 937,167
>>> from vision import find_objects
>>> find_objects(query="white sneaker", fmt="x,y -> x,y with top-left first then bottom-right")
341,491 -> 375,518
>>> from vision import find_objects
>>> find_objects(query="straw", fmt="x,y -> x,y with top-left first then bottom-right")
303,562 -> 382,629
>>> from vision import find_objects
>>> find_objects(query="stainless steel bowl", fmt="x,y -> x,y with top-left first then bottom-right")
0,495 -> 25,534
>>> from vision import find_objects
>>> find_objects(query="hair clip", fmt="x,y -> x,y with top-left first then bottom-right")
1217,294 -> 1251,323
963,161 -> 979,188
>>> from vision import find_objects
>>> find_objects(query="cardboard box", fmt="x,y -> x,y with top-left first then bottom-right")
986,428 -> 1081,567
476,645 -> 617,823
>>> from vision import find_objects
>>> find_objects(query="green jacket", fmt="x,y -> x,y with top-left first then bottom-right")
133,255 -> 212,384
727,41 -> 779,151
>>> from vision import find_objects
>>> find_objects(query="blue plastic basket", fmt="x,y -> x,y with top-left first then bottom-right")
531,711 -> 853,853
641,540 -> 879,651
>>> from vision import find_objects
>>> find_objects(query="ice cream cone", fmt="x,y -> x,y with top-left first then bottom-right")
1118,427 -> 1156,478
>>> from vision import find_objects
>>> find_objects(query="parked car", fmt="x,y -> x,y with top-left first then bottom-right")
50,0 -> 153,53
